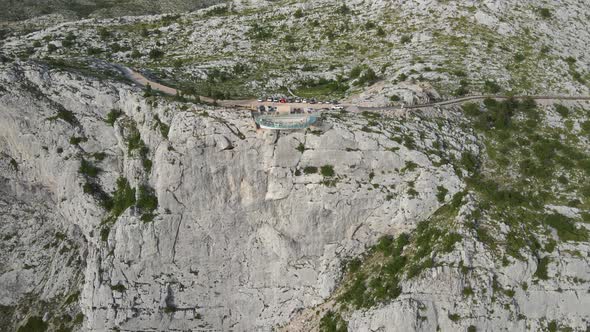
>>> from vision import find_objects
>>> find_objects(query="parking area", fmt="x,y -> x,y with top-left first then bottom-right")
254,96 -> 344,114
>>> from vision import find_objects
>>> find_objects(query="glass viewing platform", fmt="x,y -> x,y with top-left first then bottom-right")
254,114 -> 320,130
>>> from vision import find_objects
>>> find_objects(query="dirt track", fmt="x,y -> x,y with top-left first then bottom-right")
118,65 -> 590,111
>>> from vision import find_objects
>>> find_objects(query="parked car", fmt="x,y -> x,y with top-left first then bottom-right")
257,97 -> 264,102
302,98 -> 308,103
280,98 -> 287,103
310,98 -> 317,104
266,97 -> 273,102
331,105 -> 344,110
272,97 -> 279,102
295,98 -> 301,103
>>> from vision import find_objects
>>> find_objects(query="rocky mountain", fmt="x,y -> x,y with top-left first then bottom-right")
0,0 -> 224,22
1,1 -> 590,332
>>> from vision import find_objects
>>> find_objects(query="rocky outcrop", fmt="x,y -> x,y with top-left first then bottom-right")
0,60 -> 471,330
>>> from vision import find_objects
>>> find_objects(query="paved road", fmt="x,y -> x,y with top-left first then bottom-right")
117,65 -> 590,111
361,94 -> 590,112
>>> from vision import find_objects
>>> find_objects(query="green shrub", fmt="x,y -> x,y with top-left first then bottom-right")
554,104 -> 569,117
534,256 -> 550,280
100,227 -> 110,242
468,326 -> 477,332
461,151 -> 479,173
319,311 -> 347,332
110,177 -> 136,217
137,185 -> 158,211
538,7 -> 552,19
484,80 -> 501,93
320,165 -> 335,177
69,136 -> 87,145
148,48 -> 164,59
400,35 -> 411,44
436,185 -> 448,203
17,316 -> 48,332
303,166 -> 318,174
402,161 -> 418,172
462,103 -> 480,117
347,258 -> 361,273
64,291 -> 80,305
98,27 -> 111,40
9,158 -> 18,171
544,214 -> 587,241
246,23 -> 273,40
79,159 -> 101,177
337,4 -> 350,14
131,49 -> 141,59
441,233 -> 462,252
87,47 -> 102,55
49,108 -> 78,125
105,109 -> 122,125
47,43 -> 57,53
110,284 -> 126,292
350,65 -> 363,78
462,287 -> 474,296
296,143 -> 305,153
293,8 -> 304,18
448,313 -> 460,322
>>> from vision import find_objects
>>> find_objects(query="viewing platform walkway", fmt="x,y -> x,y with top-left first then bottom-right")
253,113 -> 320,130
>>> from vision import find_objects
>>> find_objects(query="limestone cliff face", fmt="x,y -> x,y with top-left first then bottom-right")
2,61 -> 589,332
0,61 -> 466,331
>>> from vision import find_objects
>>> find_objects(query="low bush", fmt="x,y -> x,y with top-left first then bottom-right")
110,177 -> 136,217
303,166 -> 318,174
137,185 -> 158,212
319,311 -> 347,332
79,158 -> 101,177
105,109 -> 122,126
544,214 -> 587,241
436,185 -> 448,203
534,256 -> 550,280
148,48 -> 164,59
69,136 -> 87,145
320,165 -> 335,177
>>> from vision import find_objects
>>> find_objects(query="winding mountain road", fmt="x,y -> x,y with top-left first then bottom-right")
117,65 -> 590,111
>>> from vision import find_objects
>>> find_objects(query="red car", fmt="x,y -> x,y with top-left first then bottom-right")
279,98 -> 287,103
